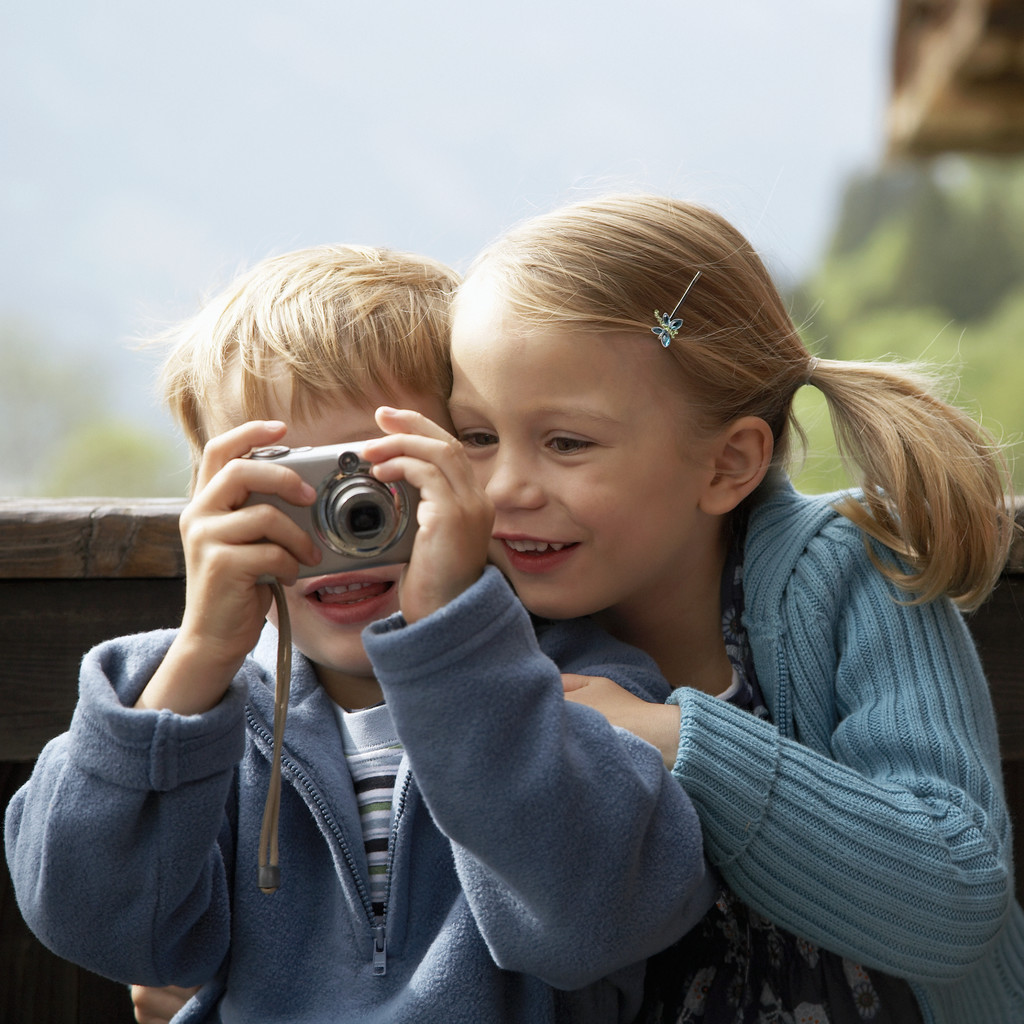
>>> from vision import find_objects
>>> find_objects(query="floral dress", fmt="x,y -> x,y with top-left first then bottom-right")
640,544 -> 924,1024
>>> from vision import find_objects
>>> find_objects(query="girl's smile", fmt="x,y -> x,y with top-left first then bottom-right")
495,534 -> 581,574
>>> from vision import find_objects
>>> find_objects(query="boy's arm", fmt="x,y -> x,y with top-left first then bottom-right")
365,409 -> 714,983
363,567 -> 716,989
5,420 -> 320,984
4,630 -> 245,986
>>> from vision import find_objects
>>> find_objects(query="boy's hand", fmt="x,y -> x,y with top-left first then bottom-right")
363,408 -> 494,623
135,421 -> 321,714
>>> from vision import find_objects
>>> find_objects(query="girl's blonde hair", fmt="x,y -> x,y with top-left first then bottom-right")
462,192 -> 1014,611
159,245 -> 459,487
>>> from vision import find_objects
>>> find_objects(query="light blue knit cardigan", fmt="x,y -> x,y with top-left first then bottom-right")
669,483 -> 1024,1023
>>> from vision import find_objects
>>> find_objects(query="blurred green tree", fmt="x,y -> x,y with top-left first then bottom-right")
0,320 -> 185,497
789,157 -> 1024,496
37,419 -> 188,498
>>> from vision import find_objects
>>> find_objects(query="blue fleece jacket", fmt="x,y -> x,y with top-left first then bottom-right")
5,566 -> 715,1023
668,482 -> 1024,1023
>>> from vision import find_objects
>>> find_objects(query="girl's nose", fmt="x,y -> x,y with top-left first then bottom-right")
484,451 -> 545,510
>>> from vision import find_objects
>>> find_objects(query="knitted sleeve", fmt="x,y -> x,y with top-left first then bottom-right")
669,517 -> 1013,982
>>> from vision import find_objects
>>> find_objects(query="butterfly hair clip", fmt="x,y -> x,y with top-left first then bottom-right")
651,271 -> 702,348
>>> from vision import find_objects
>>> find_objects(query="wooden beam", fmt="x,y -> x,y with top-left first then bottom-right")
0,498 -> 1019,762
0,498 -> 185,579
888,0 -> 1024,156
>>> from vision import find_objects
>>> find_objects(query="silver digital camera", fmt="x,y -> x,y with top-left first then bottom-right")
244,441 -> 418,578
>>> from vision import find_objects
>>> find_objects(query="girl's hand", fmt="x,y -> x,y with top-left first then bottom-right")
136,421 -> 321,713
363,407 -> 494,623
562,674 -> 682,769
130,983 -> 201,1023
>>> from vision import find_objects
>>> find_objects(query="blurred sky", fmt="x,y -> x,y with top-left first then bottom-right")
2,0 -> 894,431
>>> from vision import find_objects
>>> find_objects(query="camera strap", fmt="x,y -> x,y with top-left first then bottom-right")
258,580 -> 292,894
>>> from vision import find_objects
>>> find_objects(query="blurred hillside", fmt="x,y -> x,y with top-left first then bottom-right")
789,156 -> 1024,496
3,157 -> 1022,499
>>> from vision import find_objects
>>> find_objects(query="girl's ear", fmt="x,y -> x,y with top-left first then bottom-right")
700,416 -> 774,515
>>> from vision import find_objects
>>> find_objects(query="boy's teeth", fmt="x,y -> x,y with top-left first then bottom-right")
319,581 -> 375,596
506,540 -> 566,553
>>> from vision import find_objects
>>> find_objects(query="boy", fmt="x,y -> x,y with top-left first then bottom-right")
5,245 -> 714,1022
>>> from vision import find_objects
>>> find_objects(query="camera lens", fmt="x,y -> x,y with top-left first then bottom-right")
347,501 -> 385,539
314,474 -> 409,557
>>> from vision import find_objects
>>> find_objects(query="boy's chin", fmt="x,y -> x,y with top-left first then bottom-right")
310,650 -> 384,710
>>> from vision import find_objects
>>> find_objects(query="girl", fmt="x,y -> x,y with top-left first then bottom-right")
442,193 -> 1024,1023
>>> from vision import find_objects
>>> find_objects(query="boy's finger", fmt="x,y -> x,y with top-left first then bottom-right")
363,431 -> 455,468
198,458 -> 317,515
189,538 -> 307,591
180,492 -> 322,574
218,503 -> 322,567
194,421 -> 288,491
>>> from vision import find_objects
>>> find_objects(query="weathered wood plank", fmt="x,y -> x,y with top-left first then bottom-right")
0,578 -> 186,761
0,498 -> 1019,762
0,498 -> 185,579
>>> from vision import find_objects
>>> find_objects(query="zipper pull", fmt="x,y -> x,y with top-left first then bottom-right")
372,924 -> 387,976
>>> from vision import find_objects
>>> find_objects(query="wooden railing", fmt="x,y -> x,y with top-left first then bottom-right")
1,498 -> 1022,1021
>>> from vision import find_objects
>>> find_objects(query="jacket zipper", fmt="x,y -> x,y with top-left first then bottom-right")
245,707 -> 412,977
373,769 -> 414,976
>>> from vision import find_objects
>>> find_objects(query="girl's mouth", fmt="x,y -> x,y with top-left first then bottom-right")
503,539 -> 572,553
498,538 -> 579,574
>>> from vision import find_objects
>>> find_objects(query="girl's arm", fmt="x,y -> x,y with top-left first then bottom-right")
567,529 -> 1014,982
687,581 -> 1011,980
681,527 -> 1012,981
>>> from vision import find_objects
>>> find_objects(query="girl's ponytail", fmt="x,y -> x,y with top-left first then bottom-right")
810,357 -> 1015,611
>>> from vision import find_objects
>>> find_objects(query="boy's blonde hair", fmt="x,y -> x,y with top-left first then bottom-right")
462,193 -> 1014,611
159,245 -> 459,487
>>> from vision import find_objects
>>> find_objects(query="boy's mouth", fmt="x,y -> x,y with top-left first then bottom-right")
300,571 -> 402,626
313,580 -> 395,604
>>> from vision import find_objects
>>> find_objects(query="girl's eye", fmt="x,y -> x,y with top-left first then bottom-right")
458,431 -> 498,449
549,437 -> 592,454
